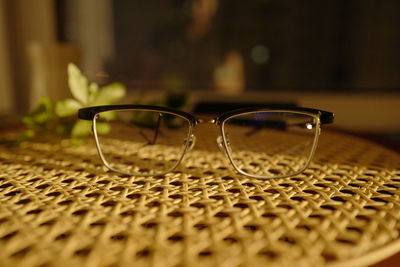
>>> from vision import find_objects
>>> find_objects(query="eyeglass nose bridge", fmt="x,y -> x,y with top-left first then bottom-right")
197,118 -> 218,124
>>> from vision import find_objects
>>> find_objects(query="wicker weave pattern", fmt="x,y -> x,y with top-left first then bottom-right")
0,128 -> 399,267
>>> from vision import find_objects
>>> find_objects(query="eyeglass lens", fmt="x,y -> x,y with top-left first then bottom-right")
222,111 -> 319,178
94,109 -> 192,176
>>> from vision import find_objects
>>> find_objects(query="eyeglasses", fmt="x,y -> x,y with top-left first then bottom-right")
78,105 -> 334,179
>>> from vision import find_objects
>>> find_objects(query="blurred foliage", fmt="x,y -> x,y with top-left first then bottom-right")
1,63 -> 126,146
55,63 -> 126,144
0,63 -> 188,146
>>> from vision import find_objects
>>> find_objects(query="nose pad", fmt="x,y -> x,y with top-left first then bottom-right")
185,134 -> 196,152
217,135 -> 230,157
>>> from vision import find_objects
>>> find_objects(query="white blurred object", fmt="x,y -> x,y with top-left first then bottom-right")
67,0 -> 115,81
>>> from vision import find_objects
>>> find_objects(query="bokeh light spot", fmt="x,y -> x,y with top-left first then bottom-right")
251,45 -> 270,64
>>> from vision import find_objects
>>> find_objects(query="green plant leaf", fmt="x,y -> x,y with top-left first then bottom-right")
88,82 -> 99,104
22,129 -> 36,140
68,63 -> 89,104
39,96 -> 53,111
71,136 -> 85,146
55,120 -> 75,135
95,122 -> 111,135
99,111 -> 116,120
55,98 -> 81,117
92,82 -> 126,105
0,129 -> 36,147
22,97 -> 54,126
71,120 -> 92,138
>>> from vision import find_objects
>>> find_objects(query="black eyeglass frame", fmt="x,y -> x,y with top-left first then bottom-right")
78,105 -> 334,179
79,104 -> 334,125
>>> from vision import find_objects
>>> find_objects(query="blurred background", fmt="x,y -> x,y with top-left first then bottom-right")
0,0 -> 399,148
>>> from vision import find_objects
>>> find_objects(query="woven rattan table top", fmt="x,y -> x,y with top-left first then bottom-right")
0,126 -> 399,267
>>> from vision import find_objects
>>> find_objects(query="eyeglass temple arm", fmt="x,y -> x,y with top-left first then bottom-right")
244,121 -> 284,136
244,120 -> 316,137
138,113 -> 162,145
151,113 -> 162,144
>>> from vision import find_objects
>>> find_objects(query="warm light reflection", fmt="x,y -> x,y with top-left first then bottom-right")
188,0 -> 218,40
214,51 -> 245,95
